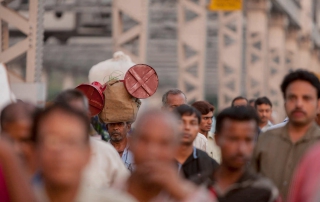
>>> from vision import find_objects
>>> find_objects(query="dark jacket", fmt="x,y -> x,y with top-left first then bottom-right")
178,148 -> 219,185
210,170 -> 281,202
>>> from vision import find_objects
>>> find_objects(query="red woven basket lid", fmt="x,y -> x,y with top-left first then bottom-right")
124,64 -> 159,99
75,82 -> 105,117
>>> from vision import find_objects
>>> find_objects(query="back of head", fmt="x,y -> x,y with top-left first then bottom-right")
231,96 -> 248,107
162,89 -> 187,107
54,89 -> 89,113
281,69 -> 320,99
254,97 -> 272,108
215,106 -> 259,134
0,101 -> 37,129
174,104 -> 201,124
191,101 -> 215,115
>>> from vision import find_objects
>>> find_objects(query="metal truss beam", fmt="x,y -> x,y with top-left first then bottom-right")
245,0 -> 268,99
267,13 -> 287,122
177,0 -> 206,103
217,11 -> 243,109
0,0 -> 44,83
112,0 -> 148,64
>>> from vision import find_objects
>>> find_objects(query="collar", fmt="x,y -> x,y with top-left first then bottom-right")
193,147 -> 198,159
208,132 -> 214,139
280,122 -> 320,143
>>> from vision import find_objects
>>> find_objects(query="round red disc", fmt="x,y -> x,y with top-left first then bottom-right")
75,83 -> 105,117
124,64 -> 159,99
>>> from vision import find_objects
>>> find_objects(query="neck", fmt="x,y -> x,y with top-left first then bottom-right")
45,181 -> 80,202
176,144 -> 194,164
258,121 -> 268,129
127,172 -> 161,202
110,137 -> 128,156
215,163 -> 245,194
288,121 -> 313,143
199,130 -> 209,138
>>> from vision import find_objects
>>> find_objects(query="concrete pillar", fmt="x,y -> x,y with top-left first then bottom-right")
245,0 -> 269,99
297,36 -> 312,70
285,26 -> 299,71
310,49 -> 320,74
267,13 -> 287,123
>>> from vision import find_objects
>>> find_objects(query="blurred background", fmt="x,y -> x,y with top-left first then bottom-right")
1,0 -> 320,122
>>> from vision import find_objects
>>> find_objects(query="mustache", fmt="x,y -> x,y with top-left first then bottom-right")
291,109 -> 306,115
229,154 -> 249,161
110,132 -> 122,135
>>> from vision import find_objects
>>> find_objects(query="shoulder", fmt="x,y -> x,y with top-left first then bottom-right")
197,133 -> 207,141
250,173 -> 280,201
196,149 -> 219,167
89,138 -> 120,158
258,126 -> 284,142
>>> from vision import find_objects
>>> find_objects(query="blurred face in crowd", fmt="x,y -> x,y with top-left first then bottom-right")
179,114 -> 199,145
130,114 -> 178,166
107,122 -> 130,142
199,111 -> 214,134
164,93 -> 186,112
2,119 -> 34,168
284,80 -> 320,126
233,99 -> 248,107
256,104 -> 272,125
315,113 -> 320,126
215,119 -> 256,170
36,110 -> 90,187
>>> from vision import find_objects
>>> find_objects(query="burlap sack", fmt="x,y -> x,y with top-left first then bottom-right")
99,79 -> 141,123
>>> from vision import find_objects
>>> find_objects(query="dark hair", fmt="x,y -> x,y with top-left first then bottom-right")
31,103 -> 90,143
162,89 -> 187,106
174,104 -> 201,124
0,101 -> 38,127
54,89 -> 89,110
215,106 -> 259,134
249,99 -> 256,105
231,96 -> 248,107
191,101 -> 215,115
255,97 -> 272,108
281,69 -> 320,99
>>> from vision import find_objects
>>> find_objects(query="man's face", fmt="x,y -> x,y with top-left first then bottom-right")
37,111 -> 90,187
107,122 -> 130,142
256,104 -> 272,125
179,114 -> 199,145
130,117 -> 177,165
2,120 -> 33,166
200,111 -> 213,134
233,99 -> 248,107
215,119 -> 256,170
164,94 -> 186,112
285,80 -> 320,126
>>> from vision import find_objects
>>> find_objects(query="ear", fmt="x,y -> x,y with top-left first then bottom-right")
127,123 -> 132,131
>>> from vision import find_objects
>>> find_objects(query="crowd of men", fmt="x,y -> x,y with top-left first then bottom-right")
1,69 -> 320,202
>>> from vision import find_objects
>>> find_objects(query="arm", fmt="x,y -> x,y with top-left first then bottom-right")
0,140 -> 35,202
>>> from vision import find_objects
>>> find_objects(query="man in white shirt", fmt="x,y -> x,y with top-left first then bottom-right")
192,101 -> 221,163
254,97 -> 273,132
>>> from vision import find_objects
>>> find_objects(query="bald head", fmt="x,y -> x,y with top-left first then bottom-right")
130,109 -> 180,165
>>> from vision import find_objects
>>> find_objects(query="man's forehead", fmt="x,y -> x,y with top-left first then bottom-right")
182,113 -> 198,121
167,93 -> 186,102
286,80 -> 317,95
